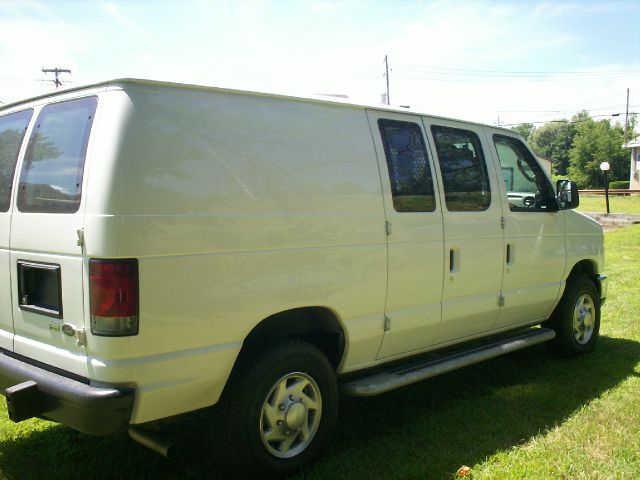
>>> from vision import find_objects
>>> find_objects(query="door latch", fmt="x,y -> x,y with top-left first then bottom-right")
62,323 -> 87,347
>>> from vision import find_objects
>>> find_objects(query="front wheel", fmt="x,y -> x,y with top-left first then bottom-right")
213,340 -> 339,479
547,275 -> 601,356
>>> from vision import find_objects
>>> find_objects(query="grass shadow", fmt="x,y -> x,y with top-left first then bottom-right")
0,335 -> 638,479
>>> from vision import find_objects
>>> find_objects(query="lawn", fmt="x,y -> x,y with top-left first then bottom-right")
578,194 -> 640,214
0,226 -> 639,479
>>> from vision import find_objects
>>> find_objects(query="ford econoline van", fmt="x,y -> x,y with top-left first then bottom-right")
0,79 -> 607,478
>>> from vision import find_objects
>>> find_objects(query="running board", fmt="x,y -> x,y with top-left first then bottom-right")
341,328 -> 556,397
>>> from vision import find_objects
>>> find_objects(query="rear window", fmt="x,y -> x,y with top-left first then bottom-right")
0,109 -> 33,212
18,97 -> 97,213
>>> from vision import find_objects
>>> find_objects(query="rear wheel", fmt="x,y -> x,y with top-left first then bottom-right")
547,275 -> 600,356
213,340 -> 338,479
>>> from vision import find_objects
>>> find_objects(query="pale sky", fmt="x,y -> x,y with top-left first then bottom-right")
0,0 -> 639,126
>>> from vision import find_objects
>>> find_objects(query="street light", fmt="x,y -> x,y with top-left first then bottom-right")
600,161 -> 610,214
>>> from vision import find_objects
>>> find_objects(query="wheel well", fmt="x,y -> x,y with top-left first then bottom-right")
567,260 -> 599,295
241,307 -> 345,369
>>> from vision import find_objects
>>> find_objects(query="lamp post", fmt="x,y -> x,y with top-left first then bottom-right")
600,161 -> 610,214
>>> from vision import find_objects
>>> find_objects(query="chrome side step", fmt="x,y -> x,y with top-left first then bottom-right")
341,328 -> 556,397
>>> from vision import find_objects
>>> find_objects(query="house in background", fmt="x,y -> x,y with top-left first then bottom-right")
623,138 -> 640,189
535,154 -> 553,176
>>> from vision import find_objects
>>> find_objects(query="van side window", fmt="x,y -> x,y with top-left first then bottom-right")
378,119 -> 436,212
17,97 -> 97,214
0,110 -> 33,212
431,125 -> 491,211
493,135 -> 556,211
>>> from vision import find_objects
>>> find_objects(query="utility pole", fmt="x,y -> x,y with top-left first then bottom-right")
383,55 -> 390,105
42,68 -> 71,88
624,87 -> 630,143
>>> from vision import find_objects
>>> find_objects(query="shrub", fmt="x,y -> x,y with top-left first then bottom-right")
609,181 -> 630,189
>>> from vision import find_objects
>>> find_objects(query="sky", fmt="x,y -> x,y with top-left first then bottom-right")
0,0 -> 639,127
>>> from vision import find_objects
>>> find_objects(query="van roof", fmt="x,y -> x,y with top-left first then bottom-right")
0,77 -> 518,135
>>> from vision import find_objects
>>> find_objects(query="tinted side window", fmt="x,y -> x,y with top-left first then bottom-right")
0,110 -> 33,212
493,135 -> 556,211
431,125 -> 491,212
18,97 -> 97,213
378,119 -> 436,212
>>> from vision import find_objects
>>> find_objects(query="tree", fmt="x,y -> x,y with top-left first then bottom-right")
568,118 -> 628,188
510,123 -> 535,142
527,111 -> 591,176
529,121 -> 565,158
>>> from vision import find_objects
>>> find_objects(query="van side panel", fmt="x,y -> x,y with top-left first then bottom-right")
564,210 -> 605,274
83,85 -> 388,422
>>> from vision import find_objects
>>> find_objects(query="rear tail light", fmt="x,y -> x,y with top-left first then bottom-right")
89,259 -> 139,336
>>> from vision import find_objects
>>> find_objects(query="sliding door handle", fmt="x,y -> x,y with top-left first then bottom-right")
449,248 -> 460,273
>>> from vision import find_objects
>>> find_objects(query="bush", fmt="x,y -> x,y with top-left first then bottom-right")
551,174 -> 570,184
609,181 -> 630,189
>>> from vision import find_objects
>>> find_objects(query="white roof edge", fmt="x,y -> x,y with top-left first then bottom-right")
623,138 -> 640,148
0,77 -> 519,134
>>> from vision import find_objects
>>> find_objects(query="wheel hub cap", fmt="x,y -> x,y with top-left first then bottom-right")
573,293 -> 595,345
285,402 -> 306,430
259,372 -> 322,459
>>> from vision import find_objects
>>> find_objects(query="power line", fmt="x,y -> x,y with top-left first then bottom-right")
394,63 -> 640,77
394,73 -> 640,84
499,112 -> 638,127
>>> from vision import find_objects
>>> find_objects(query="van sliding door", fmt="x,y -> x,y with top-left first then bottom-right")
424,120 -> 505,343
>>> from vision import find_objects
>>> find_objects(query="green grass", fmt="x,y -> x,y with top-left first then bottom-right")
1,226 -> 639,479
577,194 -> 640,214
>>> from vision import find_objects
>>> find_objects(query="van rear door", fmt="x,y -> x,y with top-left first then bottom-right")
9,96 -> 97,377
0,109 -> 33,351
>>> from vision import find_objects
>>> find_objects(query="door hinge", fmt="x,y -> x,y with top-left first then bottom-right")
76,229 -> 85,247
500,217 -> 505,229
384,315 -> 391,331
385,221 -> 392,236
498,294 -> 505,307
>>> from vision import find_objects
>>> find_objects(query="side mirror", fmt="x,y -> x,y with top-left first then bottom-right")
557,180 -> 579,210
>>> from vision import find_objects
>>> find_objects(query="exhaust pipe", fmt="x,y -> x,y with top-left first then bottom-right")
129,427 -> 178,458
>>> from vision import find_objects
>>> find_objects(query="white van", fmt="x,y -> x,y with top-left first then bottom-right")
0,79 -> 607,478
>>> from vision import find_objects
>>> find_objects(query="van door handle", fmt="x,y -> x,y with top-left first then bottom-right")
506,243 -> 513,265
449,248 -> 459,273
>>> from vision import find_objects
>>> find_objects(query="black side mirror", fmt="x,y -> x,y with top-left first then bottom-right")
557,180 -> 579,210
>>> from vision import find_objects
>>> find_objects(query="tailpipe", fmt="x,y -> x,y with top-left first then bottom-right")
129,427 -> 178,458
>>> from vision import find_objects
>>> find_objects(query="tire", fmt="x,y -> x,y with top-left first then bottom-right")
213,340 -> 339,479
547,275 -> 600,357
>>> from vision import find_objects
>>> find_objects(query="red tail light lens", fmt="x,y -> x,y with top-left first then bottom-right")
89,259 -> 139,336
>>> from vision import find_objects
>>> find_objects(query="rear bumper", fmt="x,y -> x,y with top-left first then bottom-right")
0,351 -> 133,436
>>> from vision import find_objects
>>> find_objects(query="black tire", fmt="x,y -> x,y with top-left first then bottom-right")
547,274 -> 600,357
213,340 -> 339,479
